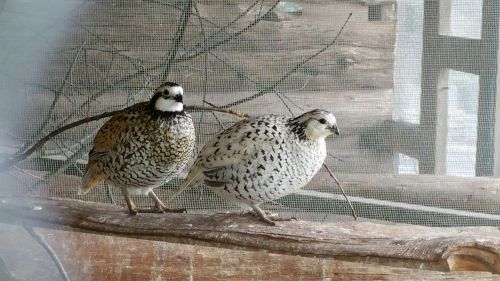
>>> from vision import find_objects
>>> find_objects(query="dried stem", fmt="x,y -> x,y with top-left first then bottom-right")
175,0 -> 280,64
192,0 -> 261,51
17,41 -> 87,157
162,0 -> 192,80
322,163 -> 357,220
200,101 -> 250,118
220,12 -> 353,109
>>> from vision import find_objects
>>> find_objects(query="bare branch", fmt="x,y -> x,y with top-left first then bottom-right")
190,0 -> 261,53
17,42 -> 87,156
162,0 -> 193,80
322,163 -> 357,220
220,12 -> 353,109
175,0 -> 280,64
0,105 -> 248,172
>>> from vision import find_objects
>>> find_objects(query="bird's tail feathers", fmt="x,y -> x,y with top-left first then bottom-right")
169,171 -> 203,201
80,168 -> 103,195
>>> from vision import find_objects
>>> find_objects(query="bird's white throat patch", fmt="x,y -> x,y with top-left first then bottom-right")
155,97 -> 183,112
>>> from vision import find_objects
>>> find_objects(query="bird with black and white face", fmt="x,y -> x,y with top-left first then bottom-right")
150,82 -> 184,113
172,109 -> 339,225
81,82 -> 196,215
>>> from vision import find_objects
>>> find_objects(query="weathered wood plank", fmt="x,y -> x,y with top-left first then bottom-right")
1,224 -> 495,281
0,196 -> 499,275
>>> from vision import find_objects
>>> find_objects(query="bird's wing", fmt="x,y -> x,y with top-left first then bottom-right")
171,115 -> 285,197
200,116 -> 282,168
89,104 -> 146,160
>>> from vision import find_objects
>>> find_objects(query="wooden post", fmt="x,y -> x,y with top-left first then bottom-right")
417,0 -> 500,175
419,0 -> 440,174
478,0 -> 500,176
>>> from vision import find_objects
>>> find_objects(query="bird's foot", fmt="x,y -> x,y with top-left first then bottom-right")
130,206 -> 187,214
266,212 -> 297,222
156,205 -> 187,213
245,210 -> 297,226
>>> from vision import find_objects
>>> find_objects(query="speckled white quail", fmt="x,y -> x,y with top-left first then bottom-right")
81,82 -> 195,215
173,109 -> 339,225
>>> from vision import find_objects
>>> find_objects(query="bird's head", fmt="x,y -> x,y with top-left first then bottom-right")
293,109 -> 339,141
150,82 -> 184,113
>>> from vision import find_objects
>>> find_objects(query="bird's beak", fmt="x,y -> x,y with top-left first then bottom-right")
330,126 -> 340,135
174,94 -> 183,103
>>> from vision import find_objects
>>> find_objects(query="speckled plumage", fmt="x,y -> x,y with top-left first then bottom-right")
81,82 -> 195,214
174,109 -> 339,225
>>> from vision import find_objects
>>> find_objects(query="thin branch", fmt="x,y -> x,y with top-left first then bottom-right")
23,225 -> 70,281
0,105 -> 248,172
200,101 -> 249,118
16,42 -> 87,156
54,0 -> 279,122
208,52 -> 299,115
175,0 -> 280,64
220,12 -> 353,109
190,0 -> 261,52
322,163 -> 357,220
0,110 -> 118,171
162,0 -> 193,80
144,0 -> 223,30
28,148 -> 88,192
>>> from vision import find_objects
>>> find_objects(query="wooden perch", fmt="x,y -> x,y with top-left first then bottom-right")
0,196 -> 499,275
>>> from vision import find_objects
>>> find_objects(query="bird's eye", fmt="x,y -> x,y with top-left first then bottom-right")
318,118 -> 327,124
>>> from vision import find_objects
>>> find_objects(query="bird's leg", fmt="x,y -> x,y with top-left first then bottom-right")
120,187 -> 138,215
266,212 -> 297,222
148,190 -> 186,213
250,205 -> 276,226
250,205 -> 296,226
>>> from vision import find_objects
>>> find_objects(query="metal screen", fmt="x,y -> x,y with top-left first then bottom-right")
1,0 -> 499,227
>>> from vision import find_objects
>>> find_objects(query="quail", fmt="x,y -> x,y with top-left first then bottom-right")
173,109 -> 339,225
81,82 -> 196,215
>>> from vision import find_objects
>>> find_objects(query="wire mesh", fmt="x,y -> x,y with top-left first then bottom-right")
1,0 -> 499,227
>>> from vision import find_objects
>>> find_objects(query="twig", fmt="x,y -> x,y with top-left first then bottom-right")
0,110 -> 119,171
57,0 -> 278,121
0,105 -> 248,172
16,42 -> 87,157
191,0 -> 261,52
162,0 -> 192,80
322,163 -> 357,220
220,12 -> 353,109
28,148 -> 88,192
208,52 -> 299,115
200,101 -> 249,118
175,0 -> 280,64
23,225 -> 70,281
144,0 -> 222,30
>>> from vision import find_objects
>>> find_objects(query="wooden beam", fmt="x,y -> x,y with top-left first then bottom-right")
420,0 -> 441,174
1,225 -> 495,281
438,36 -> 482,74
0,196 -> 499,274
304,173 -> 500,225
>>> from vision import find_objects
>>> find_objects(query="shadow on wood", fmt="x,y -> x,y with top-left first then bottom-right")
0,196 -> 499,275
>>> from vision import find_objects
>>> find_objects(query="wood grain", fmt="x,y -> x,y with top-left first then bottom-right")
0,196 -> 499,275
